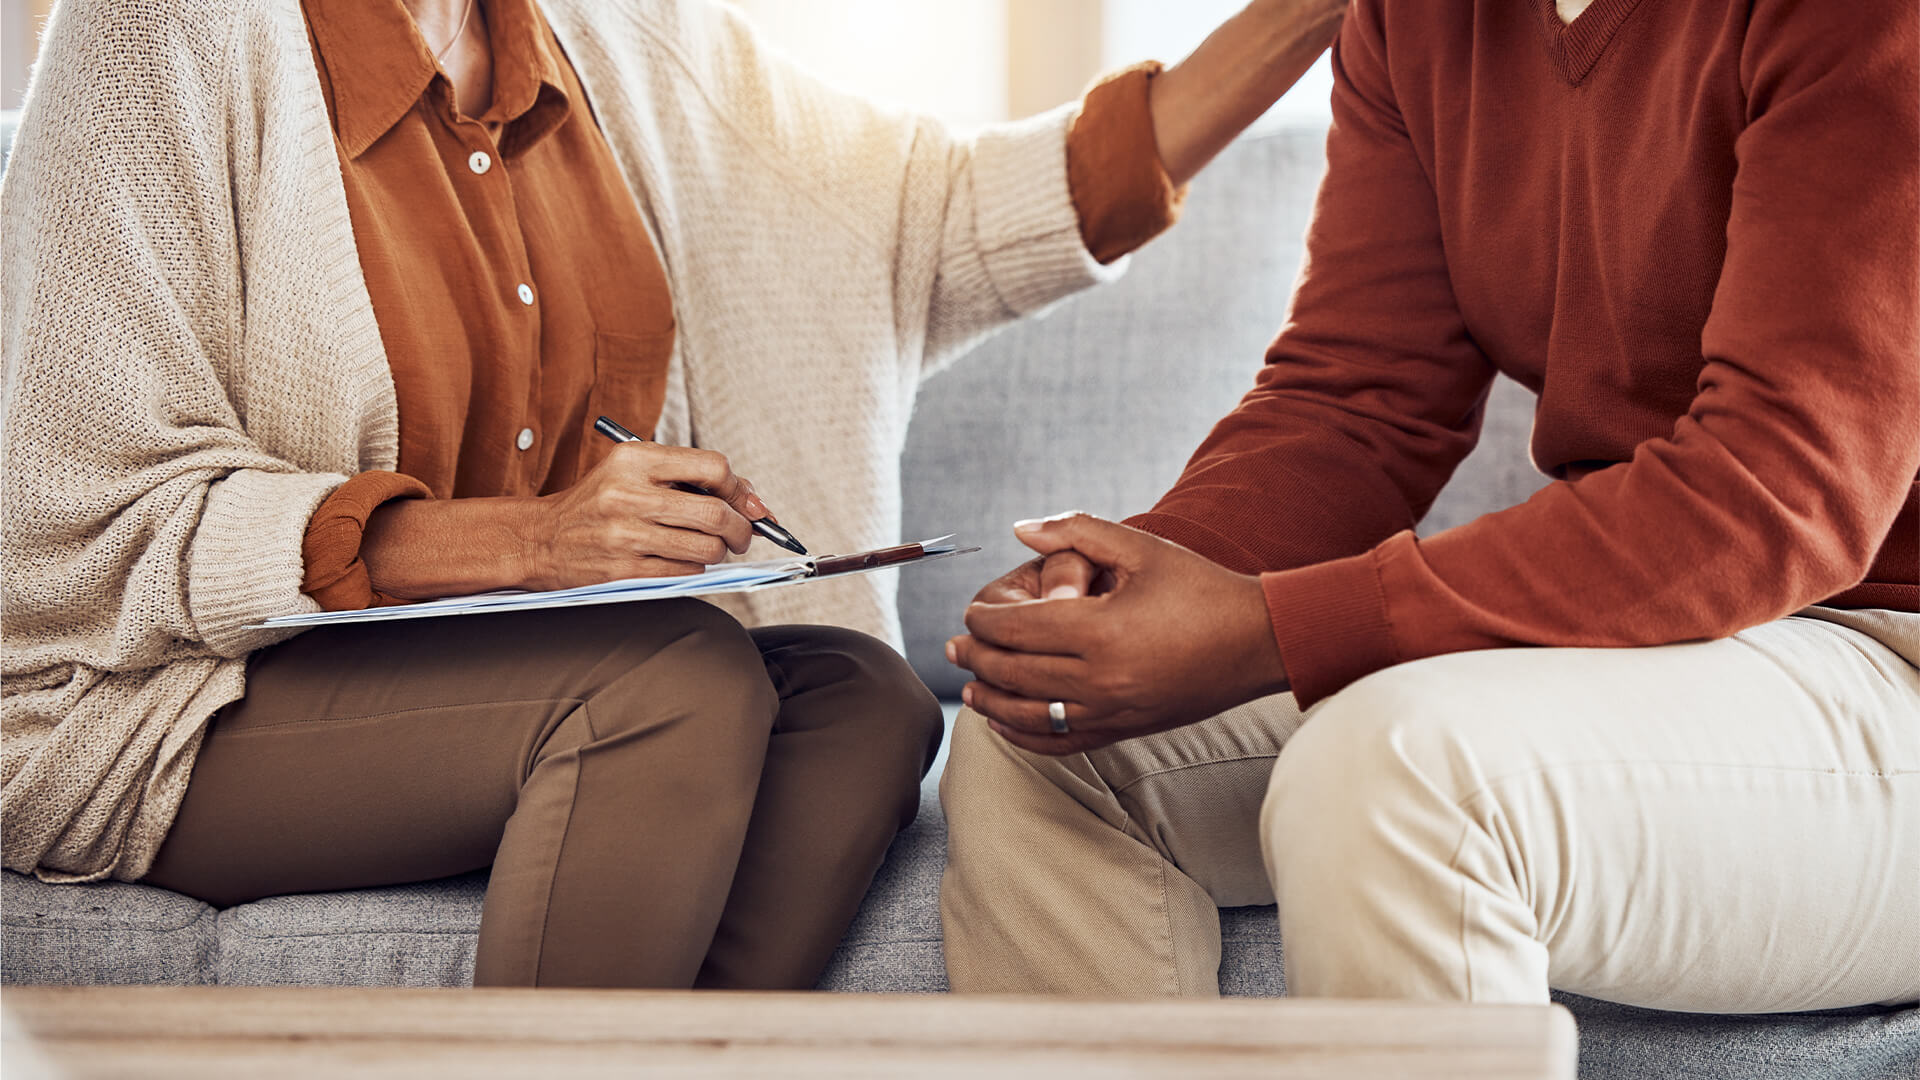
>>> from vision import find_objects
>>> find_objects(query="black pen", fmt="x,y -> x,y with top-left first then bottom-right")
593,416 -> 809,556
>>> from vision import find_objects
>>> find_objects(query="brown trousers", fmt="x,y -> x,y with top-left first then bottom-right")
143,599 -> 942,989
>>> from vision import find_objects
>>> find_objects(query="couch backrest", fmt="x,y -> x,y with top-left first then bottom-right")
899,127 -> 1547,696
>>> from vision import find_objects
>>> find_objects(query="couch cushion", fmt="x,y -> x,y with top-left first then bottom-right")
815,777 -> 949,993
1218,906 -> 1286,997
7,800 -> 1917,1080
214,873 -> 486,987
1,870 -> 215,985
204,775 -> 953,992
1560,995 -> 1920,1080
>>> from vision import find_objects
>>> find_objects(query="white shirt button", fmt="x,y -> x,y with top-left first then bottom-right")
516,283 -> 534,306
515,427 -> 535,451
468,150 -> 492,175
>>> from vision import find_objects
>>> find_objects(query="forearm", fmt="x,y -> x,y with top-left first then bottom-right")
361,495 -> 545,600
1149,0 -> 1348,186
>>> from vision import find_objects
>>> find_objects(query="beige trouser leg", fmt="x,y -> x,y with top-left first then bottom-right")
942,608 -> 1920,1008
941,692 -> 1303,995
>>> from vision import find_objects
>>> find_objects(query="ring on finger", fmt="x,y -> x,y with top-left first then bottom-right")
1047,700 -> 1070,734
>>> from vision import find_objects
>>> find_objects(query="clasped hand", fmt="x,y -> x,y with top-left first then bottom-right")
946,512 -> 1289,755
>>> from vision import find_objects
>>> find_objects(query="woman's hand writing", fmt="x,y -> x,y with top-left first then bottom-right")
521,442 -> 767,590
359,443 -> 769,599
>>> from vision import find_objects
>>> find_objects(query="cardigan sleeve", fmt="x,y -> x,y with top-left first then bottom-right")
1,0 -> 354,666
611,0 -> 1179,379
912,98 -> 1131,373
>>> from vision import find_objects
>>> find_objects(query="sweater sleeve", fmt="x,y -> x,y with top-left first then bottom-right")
0,0 -> 362,666
615,0 -> 1190,376
1126,2 -> 1497,594
912,96 -> 1130,373
1149,0 -> 1920,707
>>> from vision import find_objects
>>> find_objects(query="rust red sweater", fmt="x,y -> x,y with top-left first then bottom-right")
1130,0 -> 1920,707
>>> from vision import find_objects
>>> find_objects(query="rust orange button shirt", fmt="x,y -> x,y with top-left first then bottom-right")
299,0 -> 1180,610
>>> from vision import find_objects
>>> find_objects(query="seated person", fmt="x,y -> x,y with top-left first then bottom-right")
941,0 -> 1919,1011
0,0 -> 1342,988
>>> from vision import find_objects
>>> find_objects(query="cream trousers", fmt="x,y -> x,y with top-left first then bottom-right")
940,608 -> 1920,1009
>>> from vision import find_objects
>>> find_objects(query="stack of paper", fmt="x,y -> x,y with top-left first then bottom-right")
256,555 -> 814,629
252,536 -> 970,630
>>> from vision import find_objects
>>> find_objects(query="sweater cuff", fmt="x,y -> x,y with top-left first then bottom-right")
1067,62 -> 1188,265
968,102 -> 1128,315
1262,545 -> 1399,708
185,469 -> 353,656
301,471 -> 434,612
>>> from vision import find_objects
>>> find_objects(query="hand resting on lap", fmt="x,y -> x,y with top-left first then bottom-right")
948,512 -> 1290,755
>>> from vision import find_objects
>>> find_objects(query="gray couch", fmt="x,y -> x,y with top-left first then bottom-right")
3,121 -> 1915,1078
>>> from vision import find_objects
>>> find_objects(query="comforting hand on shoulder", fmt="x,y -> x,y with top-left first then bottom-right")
947,512 -> 1289,755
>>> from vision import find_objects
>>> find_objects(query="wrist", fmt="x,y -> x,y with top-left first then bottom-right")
364,495 -> 550,598
501,496 -> 556,591
1150,0 -> 1346,187
1233,571 -> 1291,699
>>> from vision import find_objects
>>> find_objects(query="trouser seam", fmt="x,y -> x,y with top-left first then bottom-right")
209,697 -> 585,735
528,700 -> 591,987
1453,759 -> 1920,815
1109,752 -> 1281,796
1447,821 -> 1478,1001
1156,858 -> 1180,996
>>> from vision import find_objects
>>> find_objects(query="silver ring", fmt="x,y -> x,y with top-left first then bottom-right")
1047,701 -> 1070,734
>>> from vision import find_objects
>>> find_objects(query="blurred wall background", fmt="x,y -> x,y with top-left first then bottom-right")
1,0 -> 53,112
1,0 -> 1330,127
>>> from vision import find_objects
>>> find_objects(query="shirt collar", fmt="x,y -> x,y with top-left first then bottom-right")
304,0 -> 571,161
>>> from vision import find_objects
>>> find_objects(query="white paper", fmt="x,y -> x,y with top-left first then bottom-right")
251,538 -> 962,630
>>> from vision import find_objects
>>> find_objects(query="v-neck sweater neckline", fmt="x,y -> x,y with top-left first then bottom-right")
1533,0 -> 1651,85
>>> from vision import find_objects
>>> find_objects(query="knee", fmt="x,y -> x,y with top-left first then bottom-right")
1260,660 -> 1494,871
941,707 -> 1070,847
784,625 -> 943,781
620,598 -> 779,746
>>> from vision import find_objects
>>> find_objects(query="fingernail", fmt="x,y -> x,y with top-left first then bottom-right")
945,640 -> 958,663
962,685 -> 974,706
1046,585 -> 1081,600
1013,518 -> 1043,533
746,495 -> 772,519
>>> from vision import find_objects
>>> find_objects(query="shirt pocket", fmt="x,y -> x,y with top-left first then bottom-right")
579,327 -> 675,473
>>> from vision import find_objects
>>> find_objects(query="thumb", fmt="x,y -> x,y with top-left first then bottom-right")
1012,511 -> 1142,571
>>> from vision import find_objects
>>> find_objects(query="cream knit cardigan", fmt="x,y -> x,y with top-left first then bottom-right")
0,0 -> 1126,882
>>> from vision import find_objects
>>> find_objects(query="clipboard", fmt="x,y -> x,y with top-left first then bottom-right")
250,536 -> 979,630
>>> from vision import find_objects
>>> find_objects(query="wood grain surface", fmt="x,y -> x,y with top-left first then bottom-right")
3,986 -> 1577,1079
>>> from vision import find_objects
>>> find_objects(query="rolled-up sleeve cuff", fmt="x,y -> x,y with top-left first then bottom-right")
1068,61 -> 1188,265
1262,546 -> 1398,709
301,471 -> 433,612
